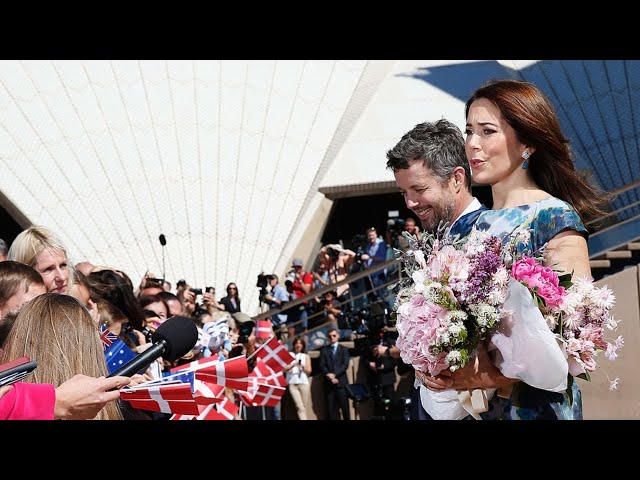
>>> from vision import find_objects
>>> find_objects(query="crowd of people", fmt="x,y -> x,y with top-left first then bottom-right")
0,79 -> 609,420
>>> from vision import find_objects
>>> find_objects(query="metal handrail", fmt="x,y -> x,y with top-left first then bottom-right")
251,258 -> 400,322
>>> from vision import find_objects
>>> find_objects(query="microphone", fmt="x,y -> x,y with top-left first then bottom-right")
108,316 -> 198,378
158,234 -> 167,281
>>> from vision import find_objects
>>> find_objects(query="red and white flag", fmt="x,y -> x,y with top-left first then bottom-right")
251,358 -> 287,388
256,319 -> 272,339
169,354 -> 219,373
195,356 -> 249,391
250,336 -> 295,373
202,397 -> 240,420
192,379 -> 226,405
238,382 -> 286,407
171,396 -> 239,420
120,383 -> 200,415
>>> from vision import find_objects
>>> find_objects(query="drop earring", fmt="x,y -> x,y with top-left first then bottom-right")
522,150 -> 530,170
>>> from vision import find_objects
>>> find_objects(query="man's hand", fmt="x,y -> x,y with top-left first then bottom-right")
54,374 -> 131,420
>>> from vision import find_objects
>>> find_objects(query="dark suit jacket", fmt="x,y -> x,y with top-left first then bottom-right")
319,343 -> 350,386
220,296 -> 241,314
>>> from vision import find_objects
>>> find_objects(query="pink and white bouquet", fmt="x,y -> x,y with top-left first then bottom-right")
393,223 -> 623,419
511,256 -> 623,390
394,226 -> 513,377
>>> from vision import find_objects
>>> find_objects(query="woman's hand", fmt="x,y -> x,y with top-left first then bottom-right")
437,342 -> 516,391
415,369 -> 451,391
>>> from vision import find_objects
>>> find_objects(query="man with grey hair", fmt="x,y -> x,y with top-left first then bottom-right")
385,118 -> 485,236
384,118 -> 487,420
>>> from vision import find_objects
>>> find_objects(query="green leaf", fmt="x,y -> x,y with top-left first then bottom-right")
577,371 -> 591,382
558,273 -> 573,284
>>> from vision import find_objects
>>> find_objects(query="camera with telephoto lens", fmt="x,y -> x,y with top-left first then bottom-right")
190,287 -> 203,295
256,273 -> 273,302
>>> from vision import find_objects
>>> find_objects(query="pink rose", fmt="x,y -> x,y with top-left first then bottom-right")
511,256 -> 565,308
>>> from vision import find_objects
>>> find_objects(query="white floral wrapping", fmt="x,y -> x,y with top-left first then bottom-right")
489,278 -> 567,392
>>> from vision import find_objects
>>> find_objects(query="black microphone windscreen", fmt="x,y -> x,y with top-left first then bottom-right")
159,234 -> 167,246
152,316 -> 198,361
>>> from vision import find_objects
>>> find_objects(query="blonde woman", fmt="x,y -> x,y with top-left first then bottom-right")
7,225 -> 74,295
0,293 -> 123,420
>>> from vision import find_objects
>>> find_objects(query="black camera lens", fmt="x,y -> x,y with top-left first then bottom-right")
190,288 -> 203,295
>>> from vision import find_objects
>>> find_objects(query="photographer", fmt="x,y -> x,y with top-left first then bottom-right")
317,243 -> 356,302
367,335 -> 398,419
360,227 -> 388,299
260,274 -> 289,330
201,286 -> 227,318
320,289 -> 342,331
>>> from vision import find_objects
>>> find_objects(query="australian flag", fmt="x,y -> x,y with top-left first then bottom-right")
99,324 -> 119,351
105,339 -> 138,375
161,370 -> 196,391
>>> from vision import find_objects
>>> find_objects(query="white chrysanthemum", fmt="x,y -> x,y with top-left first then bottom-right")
545,314 -> 558,330
411,270 -> 427,293
514,227 -> 531,245
423,283 -> 441,303
448,323 -> 464,337
463,233 -> 487,255
447,310 -> 467,322
609,377 -> 619,391
493,267 -> 510,286
486,281 -> 508,305
445,349 -> 462,366
592,286 -> 615,310
605,316 -> 619,330
472,304 -> 498,328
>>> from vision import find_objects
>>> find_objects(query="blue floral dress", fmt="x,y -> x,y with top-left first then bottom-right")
474,196 -> 588,420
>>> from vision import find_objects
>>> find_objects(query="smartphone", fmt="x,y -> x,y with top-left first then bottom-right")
0,357 -> 38,387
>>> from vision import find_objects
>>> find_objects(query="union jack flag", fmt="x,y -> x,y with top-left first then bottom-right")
99,324 -> 118,351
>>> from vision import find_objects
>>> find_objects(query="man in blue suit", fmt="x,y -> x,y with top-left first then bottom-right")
383,118 -> 487,420
319,328 -> 351,420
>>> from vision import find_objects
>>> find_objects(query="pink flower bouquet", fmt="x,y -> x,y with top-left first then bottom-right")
393,224 -> 623,419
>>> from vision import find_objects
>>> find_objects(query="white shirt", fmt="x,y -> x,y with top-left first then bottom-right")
450,197 -> 482,229
286,352 -> 310,385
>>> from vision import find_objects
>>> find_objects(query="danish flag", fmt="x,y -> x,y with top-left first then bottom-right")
250,336 -> 295,372
120,383 -> 200,415
192,379 -> 225,405
237,382 -> 286,407
256,319 -> 272,339
251,358 -> 287,388
169,354 -> 219,373
195,356 -> 249,391
171,396 -> 239,420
